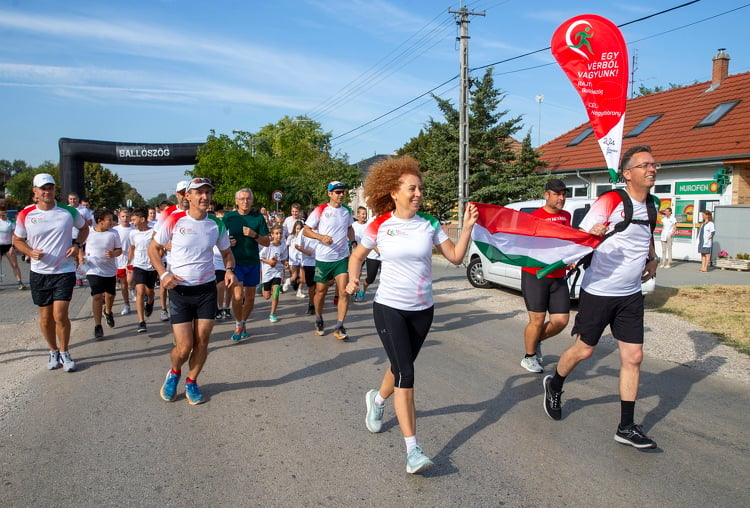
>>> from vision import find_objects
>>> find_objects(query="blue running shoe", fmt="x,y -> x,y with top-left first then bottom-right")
185,382 -> 205,405
406,445 -> 434,474
160,370 -> 180,402
365,389 -> 385,433
231,325 -> 244,342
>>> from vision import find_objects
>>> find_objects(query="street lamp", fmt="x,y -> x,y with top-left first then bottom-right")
535,94 -> 544,147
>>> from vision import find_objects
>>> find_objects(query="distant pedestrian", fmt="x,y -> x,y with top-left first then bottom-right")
259,225 -> 288,323
13,173 -> 89,372
696,210 -> 715,272
127,207 -> 157,333
113,207 -> 134,315
346,156 -> 478,474
149,178 -> 236,405
0,208 -> 26,289
659,207 -> 676,268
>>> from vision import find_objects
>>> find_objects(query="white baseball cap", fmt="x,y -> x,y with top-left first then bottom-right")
33,173 -> 56,187
175,180 -> 188,193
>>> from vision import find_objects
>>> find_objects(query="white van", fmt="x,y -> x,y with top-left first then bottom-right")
465,198 -> 655,297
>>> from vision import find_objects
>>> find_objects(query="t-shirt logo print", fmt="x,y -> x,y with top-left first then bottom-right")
178,227 -> 198,236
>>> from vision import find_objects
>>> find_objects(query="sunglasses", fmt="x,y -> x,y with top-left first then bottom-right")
332,190 -> 346,195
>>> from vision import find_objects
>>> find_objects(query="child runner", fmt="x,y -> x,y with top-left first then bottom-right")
85,208 -> 122,340
297,225 -> 317,315
259,225 -> 288,323
128,207 -> 157,333
113,207 -> 134,315
287,220 -> 305,298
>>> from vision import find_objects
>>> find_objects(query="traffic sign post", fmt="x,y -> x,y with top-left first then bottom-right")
272,190 -> 284,212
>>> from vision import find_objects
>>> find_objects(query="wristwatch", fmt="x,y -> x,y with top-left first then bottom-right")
226,266 -> 236,272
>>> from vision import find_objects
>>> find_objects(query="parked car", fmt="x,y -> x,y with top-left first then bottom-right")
466,198 -> 655,297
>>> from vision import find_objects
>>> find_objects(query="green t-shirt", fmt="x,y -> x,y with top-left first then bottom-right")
222,210 -> 269,265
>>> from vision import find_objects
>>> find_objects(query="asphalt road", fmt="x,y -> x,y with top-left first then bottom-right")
1,260 -> 748,507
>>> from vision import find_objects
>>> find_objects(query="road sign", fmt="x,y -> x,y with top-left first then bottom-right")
272,190 -> 284,203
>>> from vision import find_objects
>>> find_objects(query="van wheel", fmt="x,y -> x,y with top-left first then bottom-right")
467,257 -> 493,289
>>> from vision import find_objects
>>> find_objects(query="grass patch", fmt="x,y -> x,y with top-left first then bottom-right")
645,285 -> 750,356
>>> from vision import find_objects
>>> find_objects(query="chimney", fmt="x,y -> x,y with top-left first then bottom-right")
712,48 -> 730,85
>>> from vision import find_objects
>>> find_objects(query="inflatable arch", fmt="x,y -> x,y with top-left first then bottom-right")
58,138 -> 204,200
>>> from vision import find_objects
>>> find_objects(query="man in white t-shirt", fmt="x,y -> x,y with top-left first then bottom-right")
542,145 -> 659,450
13,173 -> 88,372
303,181 -> 356,339
149,177 -> 236,406
659,207 -> 677,268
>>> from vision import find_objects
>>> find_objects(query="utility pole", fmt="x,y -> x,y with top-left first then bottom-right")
450,2 -> 484,231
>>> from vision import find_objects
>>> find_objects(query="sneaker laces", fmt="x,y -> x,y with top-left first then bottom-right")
547,388 -> 563,409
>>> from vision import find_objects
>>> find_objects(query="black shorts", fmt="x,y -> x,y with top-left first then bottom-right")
30,271 -> 76,307
571,289 -> 645,346
168,282 -> 218,324
521,271 -> 570,314
0,244 -> 11,256
215,270 -> 226,286
262,277 -> 282,292
133,267 -> 158,289
87,274 -> 117,296
365,258 -> 381,285
372,302 -> 434,389
302,266 -> 315,288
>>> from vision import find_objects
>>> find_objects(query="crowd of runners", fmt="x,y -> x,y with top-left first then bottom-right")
6,147 -> 662,473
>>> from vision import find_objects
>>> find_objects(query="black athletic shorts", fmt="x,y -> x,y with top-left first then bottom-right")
168,282 -> 217,324
571,289 -> 645,346
262,277 -> 282,292
0,244 -> 11,256
302,266 -> 315,288
87,274 -> 116,296
30,271 -> 76,307
521,271 -> 570,314
214,270 -> 226,286
133,267 -> 158,289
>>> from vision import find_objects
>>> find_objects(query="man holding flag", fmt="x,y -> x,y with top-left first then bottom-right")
520,179 -> 572,374
542,145 -> 659,450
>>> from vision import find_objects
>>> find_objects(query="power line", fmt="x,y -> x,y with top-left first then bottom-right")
331,0 -> 736,146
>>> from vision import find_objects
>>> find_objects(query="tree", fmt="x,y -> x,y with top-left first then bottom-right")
399,68 -> 547,220
5,161 -> 59,208
147,193 -> 170,207
633,82 -> 683,97
82,162 -> 125,210
194,116 -> 360,212
122,182 -> 146,208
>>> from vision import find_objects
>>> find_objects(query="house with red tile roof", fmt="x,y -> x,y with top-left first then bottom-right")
537,49 -> 749,262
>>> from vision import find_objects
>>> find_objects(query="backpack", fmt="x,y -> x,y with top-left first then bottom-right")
567,189 -> 658,293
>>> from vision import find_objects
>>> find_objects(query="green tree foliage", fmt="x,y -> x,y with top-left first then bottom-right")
147,193 -> 170,207
399,68 -> 547,220
82,162 -> 125,210
5,161 -> 59,207
194,116 -> 359,212
633,82 -> 683,97
122,182 -> 147,208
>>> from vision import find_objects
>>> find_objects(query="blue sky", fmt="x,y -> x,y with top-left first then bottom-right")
1,0 -> 748,200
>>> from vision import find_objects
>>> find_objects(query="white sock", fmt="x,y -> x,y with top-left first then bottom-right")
374,392 -> 386,406
404,435 -> 418,454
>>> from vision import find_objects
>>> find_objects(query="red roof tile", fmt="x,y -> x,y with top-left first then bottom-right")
539,71 -> 750,171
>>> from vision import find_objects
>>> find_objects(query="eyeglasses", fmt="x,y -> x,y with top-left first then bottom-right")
236,197 -> 253,201
627,162 -> 661,170
332,190 -> 346,195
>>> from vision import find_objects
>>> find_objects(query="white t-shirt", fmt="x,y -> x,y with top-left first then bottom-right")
129,228 -> 155,271
579,192 -> 652,297
112,224 -> 133,269
361,211 -> 448,311
84,227 -> 121,277
260,242 -> 288,282
660,215 -> 676,242
212,245 -> 225,271
0,218 -> 14,245
298,233 -> 317,267
72,205 -> 93,240
305,204 -> 353,262
153,211 -> 230,286
15,203 -> 86,274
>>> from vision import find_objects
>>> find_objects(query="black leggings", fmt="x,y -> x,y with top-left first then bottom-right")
372,301 -> 434,389
364,258 -> 381,285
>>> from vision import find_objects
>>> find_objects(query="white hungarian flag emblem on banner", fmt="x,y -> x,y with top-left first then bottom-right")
471,202 -> 602,278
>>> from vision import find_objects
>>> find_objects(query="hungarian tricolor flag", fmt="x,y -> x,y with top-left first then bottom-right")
471,203 -> 602,278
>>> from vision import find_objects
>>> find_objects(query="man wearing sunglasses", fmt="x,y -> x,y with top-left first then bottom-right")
303,181 -> 356,340
542,145 -> 660,450
149,178 -> 236,405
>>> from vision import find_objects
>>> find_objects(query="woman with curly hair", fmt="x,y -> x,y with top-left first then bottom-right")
346,155 -> 478,474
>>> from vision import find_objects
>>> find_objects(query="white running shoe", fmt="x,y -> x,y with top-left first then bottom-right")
296,288 -> 306,299
160,309 -> 169,321
520,356 -> 544,373
60,351 -> 76,372
282,277 -> 292,292
120,304 -> 131,316
47,350 -> 61,370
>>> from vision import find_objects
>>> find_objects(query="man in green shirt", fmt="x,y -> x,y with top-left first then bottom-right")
222,188 -> 270,341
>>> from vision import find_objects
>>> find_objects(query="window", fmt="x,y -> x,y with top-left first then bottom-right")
573,186 -> 588,197
654,184 -> 672,194
624,115 -> 662,137
567,127 -> 593,146
596,184 -> 613,196
695,100 -> 740,127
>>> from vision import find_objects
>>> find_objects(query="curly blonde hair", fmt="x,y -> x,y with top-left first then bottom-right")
364,155 -> 423,216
